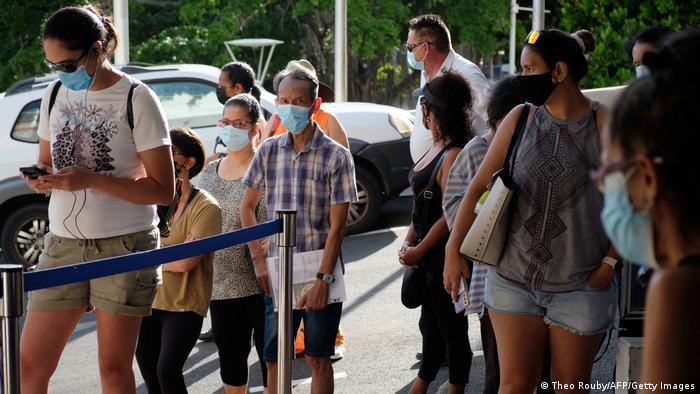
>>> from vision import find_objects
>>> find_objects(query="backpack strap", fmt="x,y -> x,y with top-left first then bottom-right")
127,82 -> 139,131
48,81 -> 62,116
49,80 -> 139,130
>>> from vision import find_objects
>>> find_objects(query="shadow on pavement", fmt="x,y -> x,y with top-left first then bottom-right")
342,267 -> 403,317
343,230 -> 399,264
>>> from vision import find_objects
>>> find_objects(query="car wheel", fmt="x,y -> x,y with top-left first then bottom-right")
0,202 -> 49,269
347,166 -> 382,235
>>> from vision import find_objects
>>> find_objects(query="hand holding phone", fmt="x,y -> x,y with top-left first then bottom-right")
19,166 -> 49,180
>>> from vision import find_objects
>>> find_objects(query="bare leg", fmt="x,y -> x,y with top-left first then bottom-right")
305,355 -> 333,394
95,309 -> 142,394
408,376 -> 429,394
224,383 -> 247,394
20,309 -> 84,394
266,362 -> 278,394
549,325 -> 604,394
488,308 -> 548,394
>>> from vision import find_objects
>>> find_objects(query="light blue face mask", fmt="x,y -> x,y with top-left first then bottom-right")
600,172 -> 658,268
217,125 -> 250,151
277,104 -> 311,134
406,50 -> 424,71
57,50 -> 95,91
635,65 -> 651,79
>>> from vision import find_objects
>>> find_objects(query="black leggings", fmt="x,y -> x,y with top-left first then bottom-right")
210,294 -> 267,387
136,309 -> 203,394
418,281 -> 472,385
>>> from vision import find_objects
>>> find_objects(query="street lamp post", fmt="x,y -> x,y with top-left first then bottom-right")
508,0 -> 550,74
334,0 -> 348,102
113,0 -> 129,64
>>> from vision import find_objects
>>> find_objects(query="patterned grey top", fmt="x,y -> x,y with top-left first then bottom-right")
198,159 -> 267,300
498,103 -> 608,292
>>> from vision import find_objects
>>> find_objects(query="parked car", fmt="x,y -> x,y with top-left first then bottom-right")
0,64 -> 413,268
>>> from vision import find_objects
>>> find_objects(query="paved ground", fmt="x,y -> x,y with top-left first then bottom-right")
23,197 -> 619,393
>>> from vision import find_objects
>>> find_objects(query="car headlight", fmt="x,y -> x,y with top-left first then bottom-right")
388,112 -> 414,138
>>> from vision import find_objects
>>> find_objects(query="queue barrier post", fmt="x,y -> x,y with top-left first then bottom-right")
276,210 -> 297,394
0,264 -> 24,394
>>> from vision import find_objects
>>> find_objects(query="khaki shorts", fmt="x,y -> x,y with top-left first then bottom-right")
28,228 -> 161,317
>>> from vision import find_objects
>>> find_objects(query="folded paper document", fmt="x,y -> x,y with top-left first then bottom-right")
266,249 -> 347,311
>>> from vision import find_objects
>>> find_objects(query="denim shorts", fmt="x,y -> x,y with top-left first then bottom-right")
262,295 -> 342,361
483,269 -> 617,336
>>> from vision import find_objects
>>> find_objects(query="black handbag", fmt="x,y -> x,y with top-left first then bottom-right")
401,148 -> 448,309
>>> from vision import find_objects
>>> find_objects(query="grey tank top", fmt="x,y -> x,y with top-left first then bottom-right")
497,102 -> 608,292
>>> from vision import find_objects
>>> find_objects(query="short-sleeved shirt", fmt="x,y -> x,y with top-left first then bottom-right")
198,159 -> 267,300
242,123 -> 358,253
152,189 -> 222,317
410,50 -> 491,162
442,135 -> 490,314
38,76 -> 170,239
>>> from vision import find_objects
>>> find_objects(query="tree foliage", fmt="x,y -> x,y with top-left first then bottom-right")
1,0 -> 699,103
551,0 -> 700,88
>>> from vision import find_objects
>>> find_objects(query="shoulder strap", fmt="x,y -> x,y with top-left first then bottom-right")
424,147 -> 449,200
48,81 -> 62,116
417,147 -> 449,222
418,146 -> 449,229
127,82 -> 139,132
504,103 -> 530,175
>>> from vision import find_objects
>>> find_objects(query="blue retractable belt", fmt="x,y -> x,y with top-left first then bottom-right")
24,220 -> 282,292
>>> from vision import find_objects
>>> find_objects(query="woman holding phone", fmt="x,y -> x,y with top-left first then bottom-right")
20,4 -> 173,392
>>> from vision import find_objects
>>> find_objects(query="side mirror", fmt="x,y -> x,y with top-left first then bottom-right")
11,100 -> 41,144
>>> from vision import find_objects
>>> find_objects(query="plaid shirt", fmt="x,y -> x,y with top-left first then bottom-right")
242,124 -> 358,254
442,135 -> 489,314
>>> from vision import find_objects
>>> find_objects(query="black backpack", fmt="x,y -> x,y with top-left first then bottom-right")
47,80 -> 140,130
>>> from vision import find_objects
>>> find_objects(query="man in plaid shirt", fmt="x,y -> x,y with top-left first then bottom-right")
241,67 -> 357,394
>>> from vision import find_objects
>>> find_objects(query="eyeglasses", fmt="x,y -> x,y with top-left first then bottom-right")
44,50 -> 89,73
590,156 -> 663,192
218,118 -> 253,129
405,41 -> 433,53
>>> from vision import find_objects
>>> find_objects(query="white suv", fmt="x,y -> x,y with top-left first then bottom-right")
0,64 -> 414,267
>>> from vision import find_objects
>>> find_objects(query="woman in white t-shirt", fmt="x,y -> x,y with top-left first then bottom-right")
19,5 -> 174,392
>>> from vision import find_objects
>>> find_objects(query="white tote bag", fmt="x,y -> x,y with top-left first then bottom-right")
460,104 -> 530,266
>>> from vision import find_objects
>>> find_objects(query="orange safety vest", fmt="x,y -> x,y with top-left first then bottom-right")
271,109 -> 331,136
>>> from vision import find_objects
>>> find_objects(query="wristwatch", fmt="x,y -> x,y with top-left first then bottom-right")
602,256 -> 621,272
316,272 -> 335,283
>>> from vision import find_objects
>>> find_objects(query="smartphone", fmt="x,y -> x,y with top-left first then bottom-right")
19,166 -> 49,179
454,276 -> 471,314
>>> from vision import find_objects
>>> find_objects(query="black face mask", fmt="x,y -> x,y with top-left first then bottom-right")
216,86 -> 229,105
516,72 -> 557,106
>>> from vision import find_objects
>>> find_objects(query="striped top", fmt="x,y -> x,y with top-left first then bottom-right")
442,135 -> 490,314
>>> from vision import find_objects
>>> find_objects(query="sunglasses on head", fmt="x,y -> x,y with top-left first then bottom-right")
44,49 -> 90,73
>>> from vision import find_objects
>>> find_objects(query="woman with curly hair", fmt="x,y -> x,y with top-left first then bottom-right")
399,71 -> 473,393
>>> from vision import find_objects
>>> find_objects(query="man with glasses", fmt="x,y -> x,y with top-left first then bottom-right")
406,14 -> 491,162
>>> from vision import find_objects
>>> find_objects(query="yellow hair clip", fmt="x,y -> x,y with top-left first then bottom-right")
527,31 -> 540,44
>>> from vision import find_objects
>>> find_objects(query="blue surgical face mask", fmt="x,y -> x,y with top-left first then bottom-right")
600,172 -> 658,268
277,104 -> 311,134
57,51 -> 95,91
217,125 -> 250,151
635,65 -> 650,79
407,51 -> 424,71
